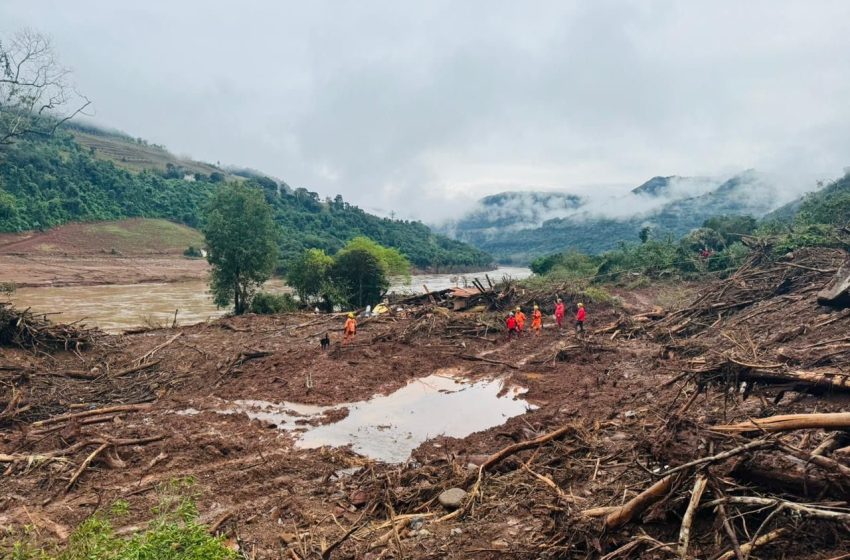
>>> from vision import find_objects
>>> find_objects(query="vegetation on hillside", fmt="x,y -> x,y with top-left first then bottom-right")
530,174 -> 850,286
0,129 -> 491,270
451,172 -> 791,263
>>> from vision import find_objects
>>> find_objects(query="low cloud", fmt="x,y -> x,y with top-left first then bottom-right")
1,1 -> 849,224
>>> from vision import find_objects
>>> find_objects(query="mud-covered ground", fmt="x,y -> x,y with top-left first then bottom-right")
3,248 -> 850,559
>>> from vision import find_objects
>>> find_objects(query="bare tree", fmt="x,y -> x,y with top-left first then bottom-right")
0,29 -> 90,147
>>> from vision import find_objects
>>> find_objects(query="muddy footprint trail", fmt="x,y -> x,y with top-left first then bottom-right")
3,248 -> 850,559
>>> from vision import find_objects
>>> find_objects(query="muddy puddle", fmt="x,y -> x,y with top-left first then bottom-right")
222,373 -> 535,463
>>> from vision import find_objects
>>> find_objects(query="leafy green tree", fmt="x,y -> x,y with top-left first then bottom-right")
202,183 -> 279,314
340,236 -> 411,278
702,215 -> 757,245
286,248 -> 334,303
332,247 -> 388,308
638,226 -> 651,244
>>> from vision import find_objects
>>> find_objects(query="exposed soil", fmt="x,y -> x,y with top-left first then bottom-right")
0,254 -> 208,287
2,248 -> 850,559
0,219 -> 208,287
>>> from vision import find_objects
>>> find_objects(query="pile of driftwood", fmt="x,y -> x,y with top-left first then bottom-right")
0,303 -> 103,351
652,248 -> 845,340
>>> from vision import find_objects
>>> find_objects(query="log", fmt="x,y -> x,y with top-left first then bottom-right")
717,528 -> 786,560
605,475 -> 676,529
65,442 -> 109,492
730,464 -> 836,499
712,412 -> 850,433
31,403 -> 153,428
678,474 -> 708,559
738,368 -> 850,392
706,496 -> 850,522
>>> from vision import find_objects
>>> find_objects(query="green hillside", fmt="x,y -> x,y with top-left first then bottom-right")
0,127 -> 491,270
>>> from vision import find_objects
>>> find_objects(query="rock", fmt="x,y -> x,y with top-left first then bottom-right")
279,531 -> 297,545
349,490 -> 369,508
438,488 -> 467,509
450,528 -> 463,536
623,410 -> 637,419
409,516 -> 425,531
817,265 -> 850,308
417,529 -> 432,538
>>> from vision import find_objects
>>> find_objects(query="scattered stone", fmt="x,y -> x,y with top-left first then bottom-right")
450,528 -> 463,536
349,490 -> 369,507
409,516 -> 425,531
623,410 -> 637,419
438,488 -> 467,509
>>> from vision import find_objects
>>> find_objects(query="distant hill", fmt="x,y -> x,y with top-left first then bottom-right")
446,171 -> 798,263
66,122 -> 229,178
0,125 -> 491,270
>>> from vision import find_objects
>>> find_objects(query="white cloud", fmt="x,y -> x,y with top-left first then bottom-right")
1,0 -> 849,223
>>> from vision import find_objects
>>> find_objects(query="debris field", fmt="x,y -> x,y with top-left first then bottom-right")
2,246 -> 850,558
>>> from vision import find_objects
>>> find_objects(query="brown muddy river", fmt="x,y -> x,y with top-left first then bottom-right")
8,267 -> 530,333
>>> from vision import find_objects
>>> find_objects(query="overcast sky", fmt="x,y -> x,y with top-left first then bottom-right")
2,1 -> 849,222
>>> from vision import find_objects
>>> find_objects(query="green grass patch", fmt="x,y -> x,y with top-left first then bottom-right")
4,478 -> 238,560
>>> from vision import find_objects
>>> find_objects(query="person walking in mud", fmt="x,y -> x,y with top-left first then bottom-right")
505,311 -> 519,341
343,312 -> 357,344
554,298 -> 565,332
514,306 -> 526,336
531,304 -> 542,336
575,302 -> 586,335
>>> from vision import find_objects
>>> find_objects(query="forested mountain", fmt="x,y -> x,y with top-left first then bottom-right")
0,128 -> 491,270
446,171 -> 797,263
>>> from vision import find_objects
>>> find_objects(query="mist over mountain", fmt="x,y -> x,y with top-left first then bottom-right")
444,170 -> 820,263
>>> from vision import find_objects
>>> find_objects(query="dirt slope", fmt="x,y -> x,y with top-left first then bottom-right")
0,219 -> 208,287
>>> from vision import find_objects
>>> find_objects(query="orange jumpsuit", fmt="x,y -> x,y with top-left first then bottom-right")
515,311 -> 526,332
343,317 -> 357,344
531,309 -> 542,334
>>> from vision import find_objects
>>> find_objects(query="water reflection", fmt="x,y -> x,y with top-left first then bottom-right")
220,372 -> 535,463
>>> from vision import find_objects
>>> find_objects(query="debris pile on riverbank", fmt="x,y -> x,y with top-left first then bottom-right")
2,247 -> 850,558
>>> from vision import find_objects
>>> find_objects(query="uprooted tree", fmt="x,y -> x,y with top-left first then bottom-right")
0,29 -> 90,147
202,182 -> 279,315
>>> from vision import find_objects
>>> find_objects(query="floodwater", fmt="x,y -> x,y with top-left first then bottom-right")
9,279 -> 289,333
225,371 -> 535,463
7,267 -> 531,333
390,266 -> 531,294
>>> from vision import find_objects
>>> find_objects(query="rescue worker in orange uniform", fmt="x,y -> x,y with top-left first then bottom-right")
531,304 -> 542,336
515,306 -> 526,334
554,298 -> 565,331
506,312 -> 519,341
575,303 -> 586,334
343,312 -> 357,344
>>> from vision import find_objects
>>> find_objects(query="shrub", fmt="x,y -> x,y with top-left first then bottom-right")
183,245 -> 203,258
249,292 -> 298,314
